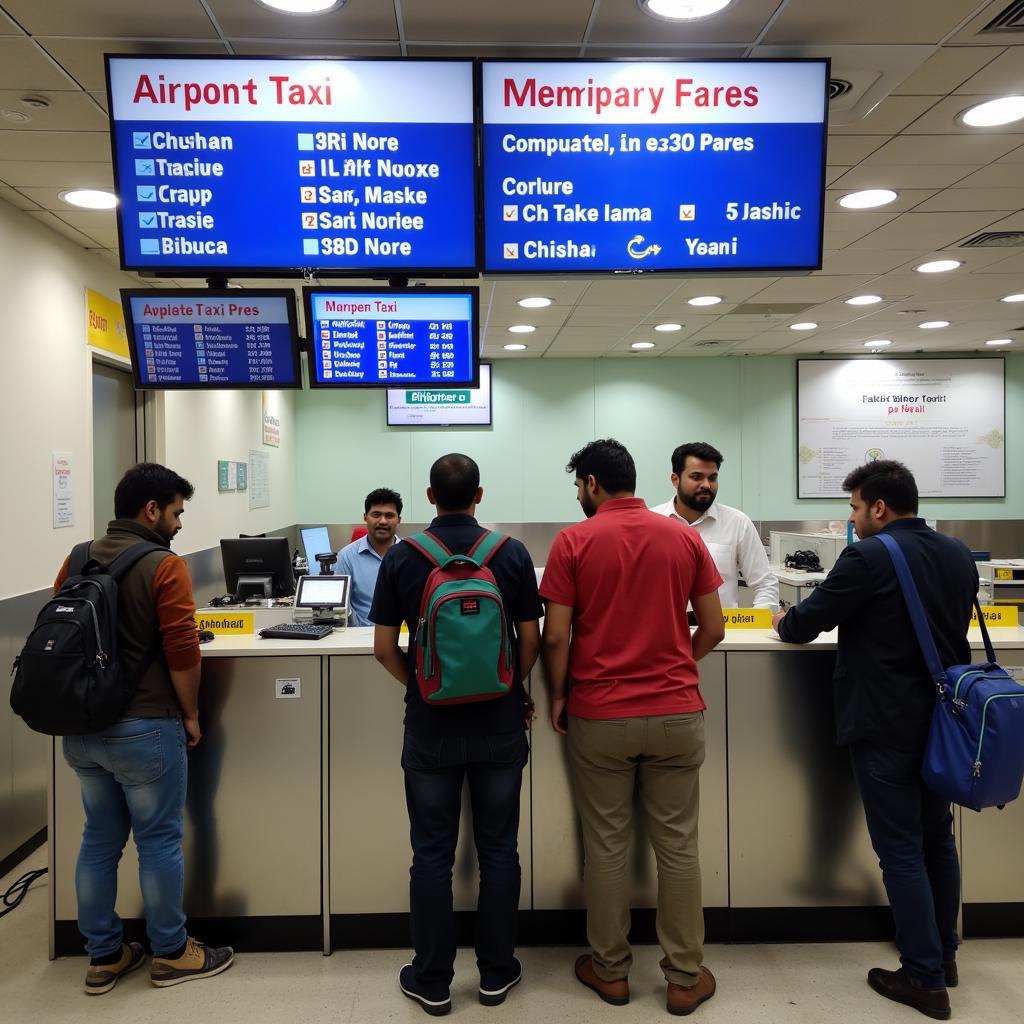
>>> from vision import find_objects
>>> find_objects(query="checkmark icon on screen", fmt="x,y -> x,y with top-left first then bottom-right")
136,186 -> 156,202
139,213 -> 156,228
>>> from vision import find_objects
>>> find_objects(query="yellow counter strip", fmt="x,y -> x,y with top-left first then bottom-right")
195,611 -> 255,635
722,608 -> 773,629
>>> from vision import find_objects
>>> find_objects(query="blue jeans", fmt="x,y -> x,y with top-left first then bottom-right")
402,730 -> 528,997
63,717 -> 188,958
850,741 -> 960,990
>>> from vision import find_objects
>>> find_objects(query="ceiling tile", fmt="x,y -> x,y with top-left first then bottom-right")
0,90 -> 108,132
953,45 -> 1024,95
903,93 -> 1024,134
849,210 -> 1013,250
3,0 -> 219,37
748,276 -> 877,303
15,185 -> 116,212
824,135 -> 889,164
830,94 -> 941,135
824,209 -> 901,248
914,187 -> 1024,212
892,45 -> 1002,95
26,209 -> 105,247
952,163 -> 1024,188
859,134 -> 1022,164
831,163 -> 980,188
587,0 -> 781,45
826,186 -> 937,213
825,165 -> 851,185
585,45 -> 748,58
38,38 -> 231,93
0,159 -> 113,187
0,38 -> 80,90
209,0 -> 397,40
406,44 -> 578,57
817,248 -> 924,275
0,129 -> 110,161
230,39 -> 402,56
0,184 -> 39,210
54,208 -> 120,247
402,0 -> 594,45
975,251 -> 1024,274
996,142 -> 1024,162
0,9 -> 22,34
763,0 -> 983,45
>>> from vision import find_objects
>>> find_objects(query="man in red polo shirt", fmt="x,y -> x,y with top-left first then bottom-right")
540,439 -> 725,1017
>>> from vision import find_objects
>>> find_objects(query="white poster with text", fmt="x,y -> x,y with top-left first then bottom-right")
52,452 -> 74,528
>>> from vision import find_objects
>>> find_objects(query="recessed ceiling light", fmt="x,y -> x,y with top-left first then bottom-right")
961,96 -> 1024,128
846,294 -> 883,306
688,295 -> 722,306
837,189 -> 898,210
985,338 -> 1013,347
631,341 -> 656,350
790,322 -> 818,331
638,0 -> 733,21
254,0 -> 346,13
918,321 -> 950,329
654,323 -> 682,332
864,340 -> 892,349
60,189 -> 118,210
507,324 -> 535,334
0,107 -> 31,123
517,296 -> 551,308
1001,293 -> 1024,303
503,343 -> 528,351
915,259 -> 961,274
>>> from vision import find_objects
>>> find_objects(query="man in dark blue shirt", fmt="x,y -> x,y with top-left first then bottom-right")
371,453 -> 542,1016
774,460 -> 977,1021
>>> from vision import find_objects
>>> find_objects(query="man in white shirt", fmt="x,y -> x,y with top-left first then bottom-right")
649,442 -> 779,611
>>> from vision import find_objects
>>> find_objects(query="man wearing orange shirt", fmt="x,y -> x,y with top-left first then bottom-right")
55,463 -> 233,994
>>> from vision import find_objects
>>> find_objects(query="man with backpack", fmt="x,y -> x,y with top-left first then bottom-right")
50,464 -> 233,993
774,460 -> 978,1020
371,453 -> 542,1016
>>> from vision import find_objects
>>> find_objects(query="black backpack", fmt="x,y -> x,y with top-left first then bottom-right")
10,540 -> 170,736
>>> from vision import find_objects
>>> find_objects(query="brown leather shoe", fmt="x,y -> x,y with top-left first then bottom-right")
867,967 -> 950,1020
667,966 -> 716,1016
574,954 -> 629,1006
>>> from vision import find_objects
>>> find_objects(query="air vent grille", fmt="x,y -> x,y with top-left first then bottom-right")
828,78 -> 853,100
981,1 -> 1024,32
730,303 -> 815,316
958,231 -> 1024,248
693,340 -> 726,348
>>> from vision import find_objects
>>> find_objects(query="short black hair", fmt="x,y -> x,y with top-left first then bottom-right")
671,442 -> 724,474
364,487 -> 403,516
429,453 -> 480,511
566,439 -> 636,494
114,463 -> 194,519
843,459 -> 919,515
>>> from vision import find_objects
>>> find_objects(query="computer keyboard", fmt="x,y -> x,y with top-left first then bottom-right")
258,622 -> 334,640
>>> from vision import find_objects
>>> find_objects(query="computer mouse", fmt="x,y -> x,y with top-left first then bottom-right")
197,629 -> 216,643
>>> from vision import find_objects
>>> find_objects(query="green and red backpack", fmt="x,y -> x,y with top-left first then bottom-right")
404,530 -> 515,705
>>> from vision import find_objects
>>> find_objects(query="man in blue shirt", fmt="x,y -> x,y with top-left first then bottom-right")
337,487 -> 403,626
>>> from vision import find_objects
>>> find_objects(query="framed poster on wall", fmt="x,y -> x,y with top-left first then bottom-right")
796,358 -> 1005,499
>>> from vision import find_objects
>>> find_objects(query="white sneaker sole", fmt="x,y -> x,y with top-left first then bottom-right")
150,951 -> 235,988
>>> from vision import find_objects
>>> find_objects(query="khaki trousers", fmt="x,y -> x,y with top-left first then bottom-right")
568,712 -> 705,986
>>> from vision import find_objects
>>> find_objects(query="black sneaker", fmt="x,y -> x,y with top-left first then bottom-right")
84,942 -> 145,995
479,957 -> 523,1006
399,963 -> 451,1016
150,936 -> 234,988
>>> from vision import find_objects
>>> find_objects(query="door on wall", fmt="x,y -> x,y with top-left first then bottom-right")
92,361 -> 138,531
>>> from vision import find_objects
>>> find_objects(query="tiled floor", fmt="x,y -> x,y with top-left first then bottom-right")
2,848 -> 1022,1022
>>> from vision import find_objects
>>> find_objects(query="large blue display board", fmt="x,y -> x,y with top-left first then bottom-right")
122,289 -> 301,389
106,58 -> 477,274
481,61 -> 828,274
304,288 -> 478,388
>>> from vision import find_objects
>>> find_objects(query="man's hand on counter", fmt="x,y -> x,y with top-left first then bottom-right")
772,609 -> 788,635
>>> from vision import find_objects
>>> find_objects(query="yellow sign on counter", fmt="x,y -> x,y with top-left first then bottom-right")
722,608 -> 773,629
994,568 -> 1014,581
195,611 -> 255,635
970,606 -> 1018,628
86,288 -> 129,359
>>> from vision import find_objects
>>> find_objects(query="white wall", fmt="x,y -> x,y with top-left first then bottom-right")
0,199 -> 297,597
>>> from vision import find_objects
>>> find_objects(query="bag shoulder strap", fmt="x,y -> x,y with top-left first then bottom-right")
467,530 -> 508,567
66,541 -> 93,579
876,532 -> 994,675
105,542 -> 172,581
403,532 -> 452,568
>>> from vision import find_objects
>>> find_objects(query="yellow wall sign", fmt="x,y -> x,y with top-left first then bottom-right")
86,288 -> 129,359
970,606 -> 1018,628
195,612 -> 255,635
722,608 -> 773,629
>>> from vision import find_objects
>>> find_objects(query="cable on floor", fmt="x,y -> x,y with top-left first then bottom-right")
0,867 -> 48,919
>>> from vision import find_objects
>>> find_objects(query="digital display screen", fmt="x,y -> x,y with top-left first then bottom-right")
481,60 -> 828,274
304,287 -> 478,388
122,289 -> 301,389
295,574 -> 350,609
106,57 -> 477,275
387,363 -> 492,426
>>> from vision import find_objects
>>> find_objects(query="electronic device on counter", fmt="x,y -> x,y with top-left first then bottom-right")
258,622 -> 334,641
121,289 -> 301,390
303,286 -> 479,389
387,362 -> 492,426
300,526 -> 334,567
220,536 -> 296,601
293,573 -> 350,626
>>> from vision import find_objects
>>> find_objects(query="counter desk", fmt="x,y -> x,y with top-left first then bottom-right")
48,628 -> 1024,956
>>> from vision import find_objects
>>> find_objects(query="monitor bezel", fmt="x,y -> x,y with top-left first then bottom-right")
121,287 -> 303,391
294,573 -> 351,610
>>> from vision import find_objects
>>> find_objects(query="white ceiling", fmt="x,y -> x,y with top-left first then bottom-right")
0,0 -> 1022,359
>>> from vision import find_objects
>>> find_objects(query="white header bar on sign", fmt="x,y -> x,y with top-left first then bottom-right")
108,58 -> 474,124
483,61 -> 827,125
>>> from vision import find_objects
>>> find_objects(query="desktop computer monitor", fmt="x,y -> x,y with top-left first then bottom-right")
300,526 -> 334,567
220,537 -> 296,601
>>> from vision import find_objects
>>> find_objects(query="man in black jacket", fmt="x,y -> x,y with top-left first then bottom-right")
774,460 -> 977,1021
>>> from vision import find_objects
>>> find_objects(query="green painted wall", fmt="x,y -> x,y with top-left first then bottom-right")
296,354 -> 1023,523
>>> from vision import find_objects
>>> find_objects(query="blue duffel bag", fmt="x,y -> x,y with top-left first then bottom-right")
878,533 -> 1024,811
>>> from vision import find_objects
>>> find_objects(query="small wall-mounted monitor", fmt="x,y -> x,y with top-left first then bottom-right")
122,288 -> 301,390
387,362 -> 492,426
220,536 -> 296,601
304,286 -> 479,388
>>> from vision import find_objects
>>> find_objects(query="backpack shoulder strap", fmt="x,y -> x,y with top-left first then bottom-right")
105,542 -> 173,581
66,541 -> 94,578
403,532 -> 452,568
467,530 -> 509,567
